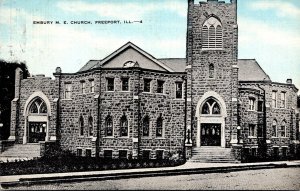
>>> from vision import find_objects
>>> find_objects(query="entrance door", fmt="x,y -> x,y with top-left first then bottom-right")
28,122 -> 46,143
201,123 -> 221,146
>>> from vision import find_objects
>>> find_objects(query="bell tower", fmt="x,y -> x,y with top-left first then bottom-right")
185,0 -> 239,149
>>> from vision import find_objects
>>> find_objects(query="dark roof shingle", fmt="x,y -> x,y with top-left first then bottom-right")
237,59 -> 271,81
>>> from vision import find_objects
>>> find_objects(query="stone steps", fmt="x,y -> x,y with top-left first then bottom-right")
189,147 -> 239,163
0,144 -> 40,160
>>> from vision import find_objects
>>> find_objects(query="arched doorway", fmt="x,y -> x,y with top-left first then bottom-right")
23,92 -> 51,144
196,91 -> 227,148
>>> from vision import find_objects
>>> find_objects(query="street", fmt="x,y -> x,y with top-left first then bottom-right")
8,167 -> 300,190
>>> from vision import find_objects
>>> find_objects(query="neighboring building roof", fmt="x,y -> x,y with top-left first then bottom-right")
158,58 -> 186,73
78,60 -> 101,72
237,59 -> 271,82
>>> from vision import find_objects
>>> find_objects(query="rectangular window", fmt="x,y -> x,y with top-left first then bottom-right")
282,147 -> 287,158
144,79 -> 151,92
156,150 -> 164,160
90,80 -> 95,93
257,124 -> 263,138
77,148 -> 82,157
80,81 -> 85,94
104,150 -> 113,159
249,98 -> 255,111
257,101 -> 263,112
251,148 -> 257,156
86,149 -> 91,157
273,147 -> 279,157
119,150 -> 127,160
280,92 -> 286,108
121,78 -> 129,91
64,83 -> 72,99
106,78 -> 114,91
157,80 -> 164,94
175,82 -> 183,99
272,91 -> 277,108
142,150 -> 150,160
280,124 -> 286,137
249,124 -> 256,137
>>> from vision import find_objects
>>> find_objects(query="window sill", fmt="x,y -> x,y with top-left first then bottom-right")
105,91 -> 115,93
104,136 -> 114,139
142,92 -> 153,94
155,137 -> 166,140
248,136 -> 257,139
62,99 -> 72,101
174,98 -> 184,101
118,137 -> 130,139
120,91 -> 131,93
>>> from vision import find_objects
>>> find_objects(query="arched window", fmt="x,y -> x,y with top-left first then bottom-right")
120,115 -> 128,137
209,64 -> 214,78
280,120 -> 286,137
29,97 -> 47,114
202,17 -> 223,49
201,98 -> 221,115
272,120 -> 277,137
88,116 -> 93,137
79,115 -> 84,136
156,116 -> 163,137
143,116 -> 150,137
105,115 -> 113,137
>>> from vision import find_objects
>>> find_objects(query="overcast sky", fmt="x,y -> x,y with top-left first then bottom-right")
0,0 -> 299,92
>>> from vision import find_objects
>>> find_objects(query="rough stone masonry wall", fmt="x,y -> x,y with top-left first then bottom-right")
239,82 -> 298,157
98,69 -> 186,159
187,0 -> 238,147
17,76 -> 59,144
59,71 -> 99,157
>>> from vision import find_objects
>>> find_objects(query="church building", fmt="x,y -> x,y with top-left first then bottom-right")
2,0 -> 299,162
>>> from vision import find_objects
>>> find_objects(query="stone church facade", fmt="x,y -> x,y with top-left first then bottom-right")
7,0 -> 299,161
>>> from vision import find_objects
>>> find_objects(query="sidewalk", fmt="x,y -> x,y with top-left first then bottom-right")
1,160 -> 300,187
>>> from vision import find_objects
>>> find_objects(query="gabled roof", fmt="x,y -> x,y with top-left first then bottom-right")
237,59 -> 271,82
79,42 -> 175,72
158,58 -> 186,72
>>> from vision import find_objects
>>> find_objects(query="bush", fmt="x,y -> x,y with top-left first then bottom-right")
0,155 -> 186,176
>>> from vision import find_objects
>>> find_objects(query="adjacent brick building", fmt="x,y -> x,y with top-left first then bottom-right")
4,0 -> 300,161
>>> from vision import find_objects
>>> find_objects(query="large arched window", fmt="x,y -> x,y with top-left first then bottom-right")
79,115 -> 84,136
105,115 -> 113,137
280,120 -> 286,137
201,98 -> 221,115
143,116 -> 150,137
272,119 -> 277,137
29,97 -> 47,114
120,115 -> 128,137
156,115 -> 163,137
202,17 -> 223,49
88,116 -> 93,137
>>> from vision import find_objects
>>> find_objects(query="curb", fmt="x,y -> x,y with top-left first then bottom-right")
2,162 -> 299,188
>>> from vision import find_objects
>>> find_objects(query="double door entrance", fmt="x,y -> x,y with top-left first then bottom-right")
28,122 -> 46,143
201,123 -> 221,146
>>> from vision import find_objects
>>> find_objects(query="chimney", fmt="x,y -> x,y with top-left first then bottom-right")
286,79 -> 292,84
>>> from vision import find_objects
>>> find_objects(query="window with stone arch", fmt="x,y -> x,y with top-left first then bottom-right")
88,116 -> 93,137
272,119 -> 277,137
79,115 -> 84,136
201,98 -> 221,115
105,115 -> 113,137
209,63 -> 215,78
120,115 -> 128,137
156,115 -> 163,137
202,17 -> 223,49
29,97 -> 48,114
280,120 -> 286,137
143,116 -> 150,137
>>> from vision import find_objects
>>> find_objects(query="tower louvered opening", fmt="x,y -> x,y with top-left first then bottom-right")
202,17 -> 223,50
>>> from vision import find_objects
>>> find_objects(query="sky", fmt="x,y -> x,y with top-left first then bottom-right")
0,0 -> 299,92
